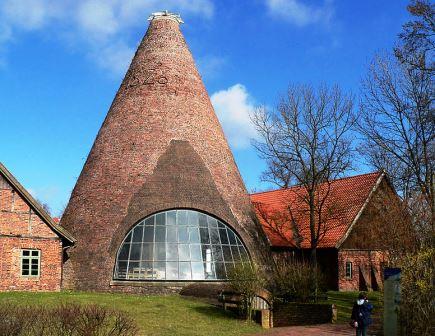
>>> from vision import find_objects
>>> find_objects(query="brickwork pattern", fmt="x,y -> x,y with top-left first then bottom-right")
61,17 -> 269,291
0,184 -> 63,291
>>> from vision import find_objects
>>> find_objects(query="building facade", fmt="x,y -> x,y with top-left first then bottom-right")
60,12 -> 269,293
0,163 -> 74,291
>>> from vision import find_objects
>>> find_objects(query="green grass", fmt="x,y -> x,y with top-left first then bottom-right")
324,291 -> 383,324
0,291 -> 263,336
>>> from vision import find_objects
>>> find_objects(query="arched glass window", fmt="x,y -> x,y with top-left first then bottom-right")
114,209 -> 250,281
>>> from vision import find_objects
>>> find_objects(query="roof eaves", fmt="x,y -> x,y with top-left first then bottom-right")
0,162 -> 76,245
335,171 -> 384,249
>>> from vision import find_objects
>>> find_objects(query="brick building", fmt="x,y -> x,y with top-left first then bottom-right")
60,12 -> 269,293
251,172 -> 400,291
0,163 -> 75,291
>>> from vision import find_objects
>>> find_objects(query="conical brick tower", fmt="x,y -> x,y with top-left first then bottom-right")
61,12 -> 268,291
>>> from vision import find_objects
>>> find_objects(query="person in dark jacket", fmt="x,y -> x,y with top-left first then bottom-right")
351,292 -> 373,336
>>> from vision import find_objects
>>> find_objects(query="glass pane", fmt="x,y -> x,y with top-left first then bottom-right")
178,244 -> 190,261
212,245 -> 223,261
132,226 -> 143,243
188,211 -> 199,226
201,245 -> 212,261
227,230 -> 237,245
166,227 -> 177,242
141,243 -> 153,260
210,227 -> 220,244
125,232 -> 132,243
215,263 -> 226,279
22,250 -> 30,256
129,244 -> 141,260
30,269 -> 38,276
116,261 -> 127,278
22,259 -> 29,265
166,262 -> 178,280
118,244 -> 130,260
22,269 -> 29,276
155,226 -> 165,242
145,217 -> 154,226
239,247 -> 249,261
31,250 -> 39,257
22,263 -> 29,270
127,262 -> 140,279
222,246 -> 232,262
31,264 -> 39,271
156,213 -> 165,226
191,262 -> 205,280
219,229 -> 229,244
190,244 -> 202,261
208,217 -> 218,228
155,243 -> 166,261
167,211 -> 176,225
178,227 -> 189,243
231,246 -> 241,261
199,228 -> 210,244
204,262 -> 215,280
166,243 -> 178,261
189,227 -> 200,243
31,259 -> 39,265
140,261 -> 153,279
179,262 -> 191,280
153,262 -> 165,280
198,213 -> 207,227
143,226 -> 154,242
177,210 -> 188,225
217,221 -> 225,229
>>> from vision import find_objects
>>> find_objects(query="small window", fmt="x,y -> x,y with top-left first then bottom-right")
21,249 -> 40,277
345,261 -> 353,279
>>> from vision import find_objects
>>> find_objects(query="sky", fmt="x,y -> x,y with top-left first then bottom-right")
0,0 -> 412,216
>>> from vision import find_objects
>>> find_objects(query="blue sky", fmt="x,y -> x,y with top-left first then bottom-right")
0,0 -> 411,215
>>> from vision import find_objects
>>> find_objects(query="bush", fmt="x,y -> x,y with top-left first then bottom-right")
227,261 -> 265,321
399,248 -> 435,336
267,258 -> 325,303
0,302 -> 139,336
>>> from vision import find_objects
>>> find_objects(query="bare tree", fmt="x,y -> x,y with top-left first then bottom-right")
251,84 -> 355,293
394,0 -> 434,74
358,26 -> 434,241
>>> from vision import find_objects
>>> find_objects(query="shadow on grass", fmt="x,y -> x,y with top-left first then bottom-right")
189,305 -> 241,321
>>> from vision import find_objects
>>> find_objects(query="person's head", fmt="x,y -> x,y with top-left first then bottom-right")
358,292 -> 367,300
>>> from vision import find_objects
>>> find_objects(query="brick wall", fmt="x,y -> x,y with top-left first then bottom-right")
0,179 -> 63,291
273,303 -> 333,327
338,249 -> 386,291
61,17 -> 270,291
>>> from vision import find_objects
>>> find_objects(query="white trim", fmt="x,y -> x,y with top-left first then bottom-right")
335,172 -> 385,248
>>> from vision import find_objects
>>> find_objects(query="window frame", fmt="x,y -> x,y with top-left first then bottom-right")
345,261 -> 353,279
20,249 -> 41,278
113,209 -> 250,282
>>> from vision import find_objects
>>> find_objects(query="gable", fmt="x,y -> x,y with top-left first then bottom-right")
0,163 -> 75,244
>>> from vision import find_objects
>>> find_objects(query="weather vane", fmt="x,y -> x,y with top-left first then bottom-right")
148,10 -> 184,24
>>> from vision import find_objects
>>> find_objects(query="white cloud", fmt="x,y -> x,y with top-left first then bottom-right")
265,0 -> 334,27
0,0 -> 214,75
211,84 -> 259,149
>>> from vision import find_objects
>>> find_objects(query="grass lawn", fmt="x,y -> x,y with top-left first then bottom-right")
324,291 -> 383,325
0,291 -> 263,336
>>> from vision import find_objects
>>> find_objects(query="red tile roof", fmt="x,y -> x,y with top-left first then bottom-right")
250,172 -> 383,249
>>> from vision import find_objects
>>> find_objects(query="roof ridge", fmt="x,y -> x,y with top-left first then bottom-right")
250,171 -> 381,196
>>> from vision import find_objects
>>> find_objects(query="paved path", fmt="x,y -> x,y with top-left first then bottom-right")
250,324 -> 354,336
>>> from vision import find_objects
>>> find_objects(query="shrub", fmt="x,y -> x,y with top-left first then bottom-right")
227,261 -> 265,322
399,248 -> 435,336
267,258 -> 325,303
0,302 -> 139,336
